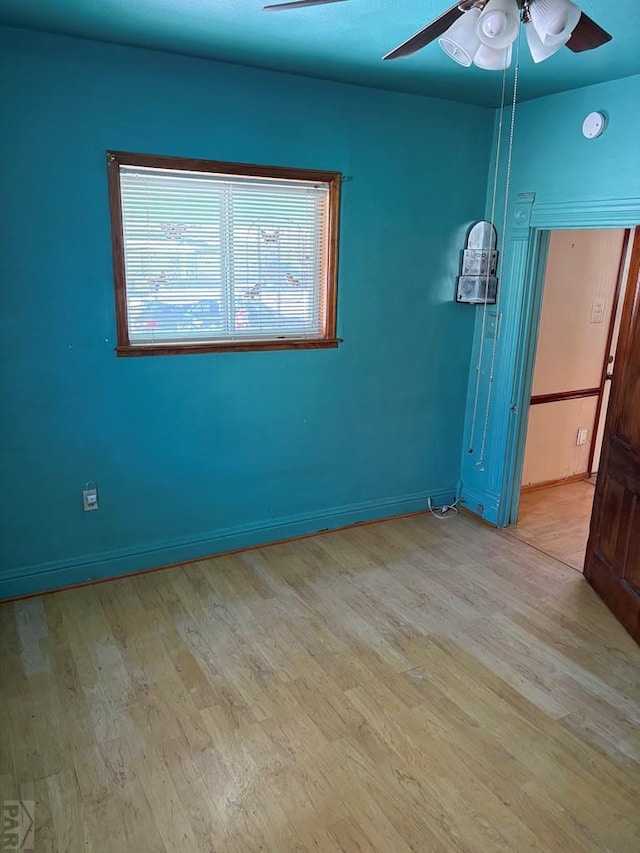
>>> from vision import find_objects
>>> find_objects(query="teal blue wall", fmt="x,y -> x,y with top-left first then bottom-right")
461,73 -> 640,524
0,26 -> 494,597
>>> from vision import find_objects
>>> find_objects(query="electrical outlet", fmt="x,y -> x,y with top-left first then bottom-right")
576,427 -> 588,446
83,486 -> 99,511
590,300 -> 605,324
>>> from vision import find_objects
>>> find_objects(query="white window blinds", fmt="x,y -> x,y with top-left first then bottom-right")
118,165 -> 332,345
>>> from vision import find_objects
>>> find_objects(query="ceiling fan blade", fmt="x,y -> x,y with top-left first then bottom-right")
383,3 -> 464,60
566,13 -> 612,52
263,0 -> 348,10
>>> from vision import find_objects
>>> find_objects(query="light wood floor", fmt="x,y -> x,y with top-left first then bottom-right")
509,480 -> 595,570
2,511 -> 640,852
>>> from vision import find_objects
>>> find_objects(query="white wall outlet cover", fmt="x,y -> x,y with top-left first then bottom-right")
582,111 -> 606,139
83,487 -> 99,511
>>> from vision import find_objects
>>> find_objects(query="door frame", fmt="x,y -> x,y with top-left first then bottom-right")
587,229 -> 633,476
517,227 -> 631,494
500,195 -> 640,528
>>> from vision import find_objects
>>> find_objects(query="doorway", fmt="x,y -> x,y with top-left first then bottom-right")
508,227 -> 633,570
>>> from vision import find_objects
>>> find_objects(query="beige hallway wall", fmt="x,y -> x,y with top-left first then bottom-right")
522,229 -> 626,487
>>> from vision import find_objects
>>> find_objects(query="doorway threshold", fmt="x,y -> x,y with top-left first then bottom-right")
505,481 -> 594,572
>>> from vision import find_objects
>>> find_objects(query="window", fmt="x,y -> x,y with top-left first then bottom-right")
107,151 -> 341,355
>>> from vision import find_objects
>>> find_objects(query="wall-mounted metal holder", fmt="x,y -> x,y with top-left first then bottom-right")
455,220 -> 498,305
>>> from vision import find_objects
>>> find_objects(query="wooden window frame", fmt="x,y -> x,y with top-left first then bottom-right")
107,151 -> 341,356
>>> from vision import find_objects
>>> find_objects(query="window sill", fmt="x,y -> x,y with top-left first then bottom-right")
116,338 -> 341,357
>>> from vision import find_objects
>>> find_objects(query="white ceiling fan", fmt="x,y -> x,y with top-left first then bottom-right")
263,0 -> 612,72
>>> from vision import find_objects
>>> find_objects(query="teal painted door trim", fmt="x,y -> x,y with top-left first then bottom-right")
503,228 -> 549,526
486,192 -> 535,526
530,198 -> 640,229
497,195 -> 640,528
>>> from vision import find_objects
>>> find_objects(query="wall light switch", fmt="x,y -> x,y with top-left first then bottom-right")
576,428 -> 588,446
590,300 -> 605,324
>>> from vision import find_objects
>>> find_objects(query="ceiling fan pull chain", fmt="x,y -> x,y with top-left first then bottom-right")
477,26 -> 521,470
466,47 -> 509,456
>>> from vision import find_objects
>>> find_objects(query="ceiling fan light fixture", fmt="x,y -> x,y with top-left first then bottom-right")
529,0 -> 581,45
525,20 -> 563,62
438,8 -> 482,67
473,42 -> 513,70
476,0 -> 520,50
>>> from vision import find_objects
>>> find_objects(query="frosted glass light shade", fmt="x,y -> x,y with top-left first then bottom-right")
438,8 -> 482,67
529,0 -> 581,45
473,42 -> 513,70
476,0 -> 520,50
525,21 -> 564,62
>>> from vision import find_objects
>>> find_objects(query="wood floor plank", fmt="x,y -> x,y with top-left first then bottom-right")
2,510 -> 640,850
509,480 -> 594,570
